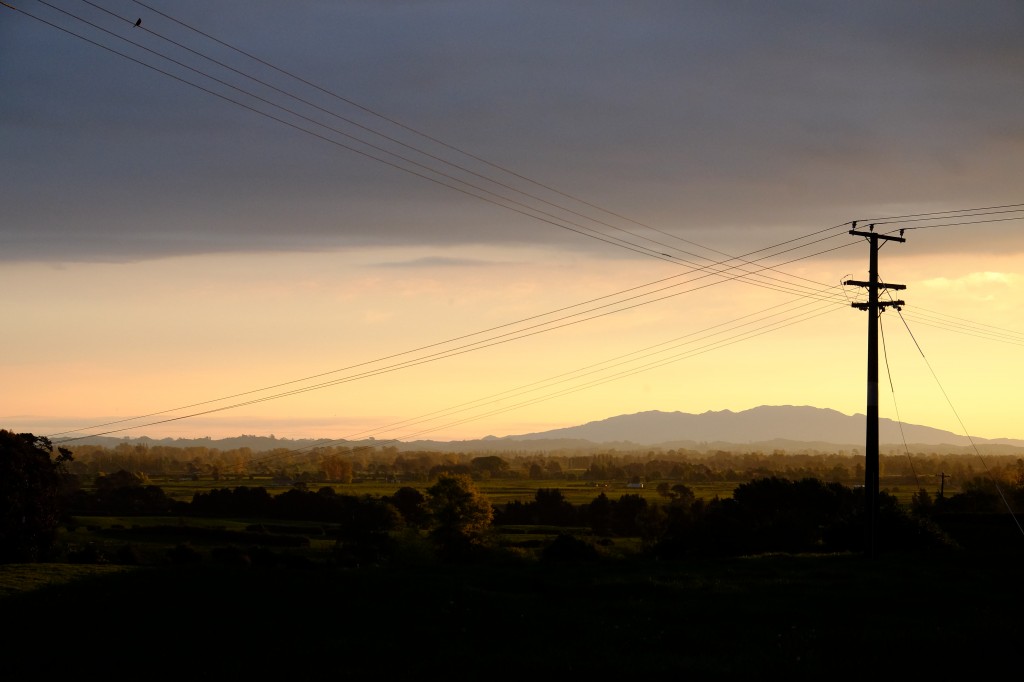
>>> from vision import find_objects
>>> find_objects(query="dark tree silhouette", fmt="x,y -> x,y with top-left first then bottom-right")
587,492 -> 613,537
0,430 -> 72,562
652,476 -> 957,558
190,485 -> 274,517
469,455 -> 509,477
610,493 -> 648,536
426,473 -> 493,554
532,488 -> 577,526
389,486 -> 430,528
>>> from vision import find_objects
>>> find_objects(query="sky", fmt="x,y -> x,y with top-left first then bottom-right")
2,0 -> 1024,445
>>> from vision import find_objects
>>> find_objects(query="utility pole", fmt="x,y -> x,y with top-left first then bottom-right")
843,222 -> 905,558
938,471 -> 950,499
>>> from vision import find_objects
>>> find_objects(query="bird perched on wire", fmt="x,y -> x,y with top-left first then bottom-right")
134,18 -> 142,27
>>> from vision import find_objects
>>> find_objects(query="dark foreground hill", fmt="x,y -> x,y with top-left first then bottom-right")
3,542 -> 1023,677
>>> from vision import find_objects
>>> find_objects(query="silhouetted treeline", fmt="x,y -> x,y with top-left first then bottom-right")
58,442 -> 1024,491
497,479 -> 986,557
8,424 -> 1024,566
58,472 -> 1024,561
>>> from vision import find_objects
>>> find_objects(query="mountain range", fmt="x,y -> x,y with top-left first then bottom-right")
496,405 -> 1023,448
59,405 -> 1024,455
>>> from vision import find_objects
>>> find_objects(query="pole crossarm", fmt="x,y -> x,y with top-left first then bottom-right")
851,300 -> 904,311
843,279 -> 906,290
850,229 -> 906,243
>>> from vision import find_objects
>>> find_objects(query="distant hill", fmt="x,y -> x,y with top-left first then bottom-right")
56,434 -> 355,454
499,406 -> 1024,452
55,405 -> 1024,455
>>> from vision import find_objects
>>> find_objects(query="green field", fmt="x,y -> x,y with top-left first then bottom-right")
148,475 -> 930,508
153,476 -> 748,505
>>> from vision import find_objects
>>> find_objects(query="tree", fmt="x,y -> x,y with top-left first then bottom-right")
94,469 -> 149,491
587,492 -> 613,537
389,486 -> 430,528
426,473 -> 493,551
319,454 -> 353,483
0,430 -> 72,562
911,488 -> 934,516
532,488 -> 576,525
611,493 -> 648,536
671,484 -> 697,506
470,455 -> 508,479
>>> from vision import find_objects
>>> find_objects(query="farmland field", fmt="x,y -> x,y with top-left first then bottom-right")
143,475 -> 930,507
144,476 -> 769,504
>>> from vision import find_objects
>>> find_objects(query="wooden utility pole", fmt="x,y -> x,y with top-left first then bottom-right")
938,472 -> 950,499
844,222 -> 905,558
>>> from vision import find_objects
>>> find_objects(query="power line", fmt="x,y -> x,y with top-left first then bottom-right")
46,226 -> 857,440
13,2 -> 1023,447
52,238 -> 861,442
905,307 -> 1024,344
894,309 -> 1024,539
859,203 -> 1024,223
28,0 -> 687,264
124,0 -> 737,260
19,1 -> 1021,325
879,313 -> 922,490
887,216 -> 1024,233
22,2 -> 872,430
79,0 -> 727,267
218,301 -> 847,467
897,314 -> 1024,347
32,3 -> 1024,440
181,269 -> 1021,468
38,0 -> 879,288
870,207 -> 1024,227
14,1 -> 1024,309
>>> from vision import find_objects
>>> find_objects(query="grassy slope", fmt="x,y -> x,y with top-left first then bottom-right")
2,538 -> 1022,678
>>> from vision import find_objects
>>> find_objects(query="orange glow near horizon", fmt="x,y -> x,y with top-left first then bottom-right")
4,246 -> 1022,444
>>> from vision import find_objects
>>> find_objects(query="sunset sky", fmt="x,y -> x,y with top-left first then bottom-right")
3,1 -> 1023,445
